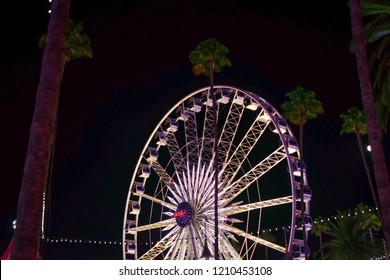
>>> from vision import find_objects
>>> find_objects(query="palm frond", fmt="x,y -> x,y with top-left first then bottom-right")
340,107 -> 367,135
321,213 -> 383,259
189,37 -> 231,78
281,86 -> 323,126
362,3 -> 390,17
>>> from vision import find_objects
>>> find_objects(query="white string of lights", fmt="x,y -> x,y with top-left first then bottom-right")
38,207 -> 382,242
43,207 -> 382,244
44,237 -> 206,246
38,207 -> 388,259
44,238 -> 122,245
254,206 -> 381,234
370,254 -> 390,260
48,0 -> 52,14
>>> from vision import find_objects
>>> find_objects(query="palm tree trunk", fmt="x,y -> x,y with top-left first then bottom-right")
209,60 -> 219,259
299,112 -> 308,259
349,0 -> 390,252
355,131 -> 380,214
319,231 -> 324,260
10,0 -> 70,259
368,228 -> 374,244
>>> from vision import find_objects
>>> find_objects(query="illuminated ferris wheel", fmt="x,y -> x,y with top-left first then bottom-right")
122,85 -> 311,260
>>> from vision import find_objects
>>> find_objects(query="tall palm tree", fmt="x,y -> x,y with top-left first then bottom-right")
10,0 -> 70,260
11,1 -> 92,259
281,86 -> 323,259
38,17 -> 92,257
321,211 -> 383,259
340,107 -> 380,212
189,38 -> 231,259
349,0 -> 390,252
310,216 -> 329,260
361,0 -> 390,132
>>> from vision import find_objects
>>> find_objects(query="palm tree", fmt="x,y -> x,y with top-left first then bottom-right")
340,107 -> 380,212
38,17 -> 92,245
353,203 -> 382,243
259,231 -> 276,260
11,0 -> 70,260
281,86 -> 323,259
310,216 -> 329,260
189,38 -> 231,259
353,203 -> 387,258
360,0 -> 390,132
321,211 -> 383,259
11,1 -> 92,259
349,0 -> 390,252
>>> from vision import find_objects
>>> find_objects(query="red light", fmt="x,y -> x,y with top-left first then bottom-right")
173,209 -> 187,218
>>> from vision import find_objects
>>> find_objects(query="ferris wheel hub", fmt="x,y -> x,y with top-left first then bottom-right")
174,201 -> 193,228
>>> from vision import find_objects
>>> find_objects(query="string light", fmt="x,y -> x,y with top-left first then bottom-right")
47,0 -> 52,14
42,208 -> 381,247
370,254 -> 390,260
44,238 -> 122,245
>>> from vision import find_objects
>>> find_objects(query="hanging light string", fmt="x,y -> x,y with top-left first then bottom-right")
43,206 -> 382,244
42,207 -> 389,258
44,238 -> 122,245
43,236 -> 205,246
47,0 -> 52,14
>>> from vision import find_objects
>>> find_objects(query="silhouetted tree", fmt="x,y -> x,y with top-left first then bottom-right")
11,1 -> 92,259
349,0 -> 390,252
281,86 -> 323,259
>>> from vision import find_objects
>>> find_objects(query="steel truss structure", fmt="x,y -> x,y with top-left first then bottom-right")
122,86 -> 312,260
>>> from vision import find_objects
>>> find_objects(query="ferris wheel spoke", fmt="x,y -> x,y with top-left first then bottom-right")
180,163 -> 204,208
175,227 -> 193,260
219,231 -> 242,260
196,164 -> 215,209
148,160 -> 174,187
199,178 -> 223,210
192,164 -> 203,208
165,132 -> 186,174
218,90 -> 245,171
216,196 -> 293,217
188,223 -> 200,260
134,219 -> 176,232
221,146 -> 287,206
200,90 -> 218,165
169,188 -> 185,207
175,170 -> 191,202
139,226 -> 180,260
184,109 -> 200,166
133,191 -> 177,211
164,226 -> 187,260
220,223 -> 286,253
147,160 -> 186,201
183,163 -> 196,203
220,111 -> 270,188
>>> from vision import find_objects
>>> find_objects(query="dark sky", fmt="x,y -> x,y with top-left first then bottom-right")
1,0 -> 388,259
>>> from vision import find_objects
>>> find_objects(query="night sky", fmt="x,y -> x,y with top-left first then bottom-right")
1,0 -> 389,259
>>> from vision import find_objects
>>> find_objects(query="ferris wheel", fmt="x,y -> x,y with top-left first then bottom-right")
122,85 -> 312,260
